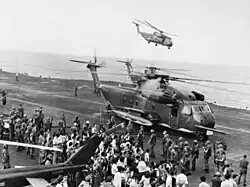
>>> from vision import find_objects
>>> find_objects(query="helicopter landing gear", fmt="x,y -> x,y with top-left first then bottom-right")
155,44 -> 157,46
168,47 -> 171,49
148,41 -> 150,44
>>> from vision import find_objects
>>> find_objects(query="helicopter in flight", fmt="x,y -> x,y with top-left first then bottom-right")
116,58 -> 193,84
132,18 -> 177,49
80,60 -> 250,141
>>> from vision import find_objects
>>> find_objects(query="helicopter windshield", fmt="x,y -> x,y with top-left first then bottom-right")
191,105 -> 211,113
181,105 -> 192,115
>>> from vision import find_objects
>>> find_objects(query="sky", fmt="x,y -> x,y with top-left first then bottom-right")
0,0 -> 250,65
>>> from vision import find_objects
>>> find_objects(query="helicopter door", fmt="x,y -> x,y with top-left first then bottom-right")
169,106 -> 179,129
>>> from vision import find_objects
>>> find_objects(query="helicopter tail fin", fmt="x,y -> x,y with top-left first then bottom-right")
117,59 -> 133,74
65,122 -> 126,166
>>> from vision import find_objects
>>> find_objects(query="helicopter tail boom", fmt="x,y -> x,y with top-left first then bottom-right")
132,21 -> 140,34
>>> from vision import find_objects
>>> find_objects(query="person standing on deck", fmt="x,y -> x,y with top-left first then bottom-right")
237,154 -> 249,186
75,85 -> 78,97
203,140 -> 212,173
2,144 -> 11,169
16,72 -> 19,82
148,129 -> 156,158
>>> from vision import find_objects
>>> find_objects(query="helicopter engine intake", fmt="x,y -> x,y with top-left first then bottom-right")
191,91 -> 205,101
146,91 -> 176,104
153,32 -> 163,37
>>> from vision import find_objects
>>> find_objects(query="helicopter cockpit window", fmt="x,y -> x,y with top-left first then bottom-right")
160,84 -> 167,90
181,105 -> 191,115
191,106 -> 202,113
191,105 -> 211,113
200,105 -> 211,112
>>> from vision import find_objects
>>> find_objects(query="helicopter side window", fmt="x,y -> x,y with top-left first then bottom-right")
191,106 -> 202,113
181,105 -> 191,115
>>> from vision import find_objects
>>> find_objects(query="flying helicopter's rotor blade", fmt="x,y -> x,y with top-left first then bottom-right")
169,76 -> 250,86
144,20 -> 178,37
70,60 -> 90,64
143,20 -> 163,33
134,18 -> 152,28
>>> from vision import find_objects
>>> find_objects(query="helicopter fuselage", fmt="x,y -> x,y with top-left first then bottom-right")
140,32 -> 173,48
99,84 -> 216,139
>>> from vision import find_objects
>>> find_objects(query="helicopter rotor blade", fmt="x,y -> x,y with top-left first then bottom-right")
168,76 -> 250,86
175,80 -> 250,95
163,71 -> 198,78
144,20 -> 178,37
133,18 -> 152,28
145,66 -> 190,72
159,68 -> 189,72
70,60 -> 90,64
143,20 -> 163,33
117,60 -> 130,64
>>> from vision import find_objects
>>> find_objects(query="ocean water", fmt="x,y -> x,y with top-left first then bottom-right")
1,50 -> 250,109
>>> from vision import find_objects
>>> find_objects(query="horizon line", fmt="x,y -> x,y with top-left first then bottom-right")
0,48 -> 249,68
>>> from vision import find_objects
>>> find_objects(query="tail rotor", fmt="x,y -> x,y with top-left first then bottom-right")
70,49 -> 106,68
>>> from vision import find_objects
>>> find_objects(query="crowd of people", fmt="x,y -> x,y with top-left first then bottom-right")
0,104 -> 249,187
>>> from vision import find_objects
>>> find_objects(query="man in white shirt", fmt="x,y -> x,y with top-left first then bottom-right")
166,172 -> 173,187
198,176 -> 210,187
111,162 -> 118,176
221,174 -> 234,187
176,168 -> 188,187
229,174 -> 238,187
137,157 -> 147,174
113,167 -> 127,187
53,133 -> 60,164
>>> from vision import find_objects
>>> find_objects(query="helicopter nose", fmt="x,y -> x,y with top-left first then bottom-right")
193,113 -> 215,128
169,40 -> 173,47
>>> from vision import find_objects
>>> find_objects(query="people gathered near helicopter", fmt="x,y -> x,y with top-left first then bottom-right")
0,104 -> 249,187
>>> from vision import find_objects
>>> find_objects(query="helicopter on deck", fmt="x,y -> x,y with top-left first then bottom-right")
69,55 -> 250,140
71,58 -> 234,141
132,19 -> 177,49
116,58 -> 192,84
